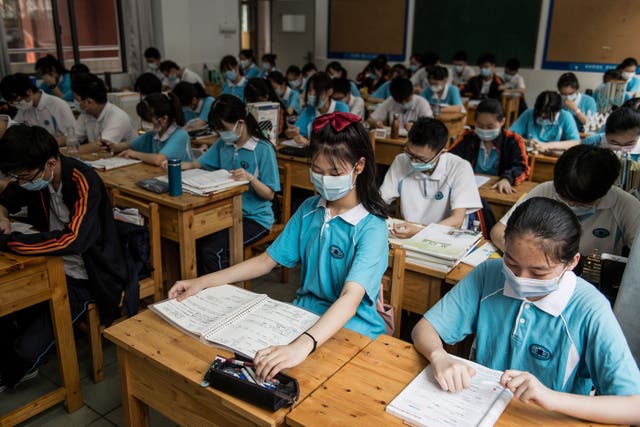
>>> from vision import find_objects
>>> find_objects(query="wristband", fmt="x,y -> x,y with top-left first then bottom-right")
301,331 -> 317,354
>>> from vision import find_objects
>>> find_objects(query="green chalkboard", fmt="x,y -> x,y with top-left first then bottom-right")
412,0 -> 542,67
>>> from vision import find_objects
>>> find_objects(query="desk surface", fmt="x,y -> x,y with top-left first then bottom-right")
478,175 -> 538,206
0,251 -> 46,275
286,335 -> 620,427
104,309 -> 370,426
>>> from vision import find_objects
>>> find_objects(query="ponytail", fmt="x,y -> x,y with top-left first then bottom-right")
209,94 -> 265,141
136,92 -> 185,127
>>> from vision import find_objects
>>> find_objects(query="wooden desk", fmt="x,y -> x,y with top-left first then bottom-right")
96,162 -> 247,280
437,111 -> 466,141
374,136 -> 404,166
0,254 -> 83,426
478,176 -> 539,219
104,309 -> 370,427
191,134 -> 217,147
276,152 -> 314,192
528,152 -> 559,183
287,335 -> 619,427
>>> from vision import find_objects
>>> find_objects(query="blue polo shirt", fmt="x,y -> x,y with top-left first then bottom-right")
510,109 -> 580,142
474,144 -> 499,175
420,84 -> 463,107
183,96 -> 215,122
295,100 -> 349,137
583,133 -> 640,161
371,80 -> 391,100
626,75 -> 640,96
244,64 -> 262,79
267,196 -> 388,339
198,137 -> 280,230
40,73 -> 73,101
563,93 -> 596,130
131,124 -> 193,161
425,259 -> 640,396
222,77 -> 248,102
349,81 -> 360,98
282,88 -> 302,115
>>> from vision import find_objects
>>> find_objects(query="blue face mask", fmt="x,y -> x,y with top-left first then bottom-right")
480,67 -> 492,77
307,95 -> 316,107
367,73 -> 377,80
225,70 -> 237,81
570,205 -> 595,217
289,79 -> 302,89
409,64 -> 418,72
454,65 -> 464,73
402,99 -> 414,111
475,127 -> 501,141
218,122 -> 240,145
73,100 -> 86,113
408,151 -> 440,172
502,261 -> 565,299
20,168 -> 52,192
309,166 -> 356,201
262,63 -> 271,71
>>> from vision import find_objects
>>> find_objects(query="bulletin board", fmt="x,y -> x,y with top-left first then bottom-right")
327,0 -> 408,61
543,0 -> 640,72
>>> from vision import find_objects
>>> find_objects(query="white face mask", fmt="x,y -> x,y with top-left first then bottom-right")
12,99 -> 32,111
502,261 -> 566,299
309,165 -> 356,201
605,136 -> 640,153
622,71 -> 635,81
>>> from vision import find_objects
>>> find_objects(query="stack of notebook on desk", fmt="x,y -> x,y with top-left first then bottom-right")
156,169 -> 248,196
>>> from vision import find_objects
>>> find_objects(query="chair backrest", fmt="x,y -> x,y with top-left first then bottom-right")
381,245 -> 406,337
277,163 -> 293,225
111,189 -> 163,302
502,94 -> 520,128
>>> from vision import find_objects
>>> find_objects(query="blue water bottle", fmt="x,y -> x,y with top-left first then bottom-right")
167,158 -> 182,197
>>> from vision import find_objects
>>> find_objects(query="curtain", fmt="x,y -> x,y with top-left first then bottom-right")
0,14 -> 12,76
120,0 -> 154,80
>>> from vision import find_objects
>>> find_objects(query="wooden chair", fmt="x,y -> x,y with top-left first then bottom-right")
381,246 -> 406,337
502,93 -> 520,128
86,190 -> 163,382
368,129 -> 377,153
244,163 -> 292,287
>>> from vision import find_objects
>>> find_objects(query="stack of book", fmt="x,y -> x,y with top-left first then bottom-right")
156,169 -> 248,196
86,157 -> 142,171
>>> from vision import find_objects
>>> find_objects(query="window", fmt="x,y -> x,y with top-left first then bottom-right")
1,0 -> 126,74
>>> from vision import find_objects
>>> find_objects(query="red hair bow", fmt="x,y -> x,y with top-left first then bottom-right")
312,112 -> 362,134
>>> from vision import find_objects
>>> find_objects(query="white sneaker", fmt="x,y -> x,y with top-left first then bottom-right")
0,369 -> 39,393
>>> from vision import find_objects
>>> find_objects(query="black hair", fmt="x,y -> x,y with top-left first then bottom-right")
603,69 -> 623,82
453,51 -> 468,62
134,73 -> 162,96
331,77 -> 351,95
172,81 -> 207,107
557,72 -> 579,90
310,116 -> 388,219
0,73 -> 38,101
0,124 -> 59,174
136,92 -> 185,127
159,60 -> 179,73
619,57 -> 638,69
286,65 -> 302,77
391,64 -> 409,79
554,145 -> 620,204
423,51 -> 439,67
220,55 -> 239,72
407,117 -> 448,150
35,54 -> 67,75
306,72 -> 333,105
622,97 -> 640,112
208,94 -> 264,141
604,107 -> 640,134
71,73 -> 107,104
144,47 -> 161,60
70,63 -> 90,76
389,77 -> 413,103
262,53 -> 277,65
477,53 -> 497,66
302,63 -> 317,74
411,53 -> 425,66
505,57 -> 520,71
239,49 -> 254,60
326,61 -> 346,78
504,197 -> 581,264
533,91 -> 562,119
375,54 -> 389,64
371,57 -> 387,72
475,98 -> 505,121
244,78 -> 285,113
267,70 -> 286,86
428,65 -> 449,81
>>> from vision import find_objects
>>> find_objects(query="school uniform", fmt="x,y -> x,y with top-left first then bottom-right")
74,101 -> 138,144
410,67 -> 428,88
380,152 -> 482,226
182,68 -> 205,86
564,93 -> 597,131
130,123 -> 193,162
370,95 -> 433,127
451,65 -> 476,87
349,81 -> 361,98
425,259 -> 640,395
244,63 -> 262,79
196,137 -> 280,273
183,96 -> 215,123
282,87 -> 302,115
347,95 -> 365,119
266,195 -> 388,339
583,133 -> 640,161
614,227 -> 640,365
14,91 -> 76,139
39,73 -> 73,101
510,109 -> 580,142
222,77 -> 248,102
419,83 -> 463,108
462,75 -> 504,101
625,75 -> 640,97
371,80 -> 391,100
295,99 -> 349,137
499,181 -> 640,256
449,129 -> 529,184
502,73 -> 525,91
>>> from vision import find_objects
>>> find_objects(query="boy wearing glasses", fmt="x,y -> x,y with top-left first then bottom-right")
380,117 -> 481,238
0,124 -> 127,391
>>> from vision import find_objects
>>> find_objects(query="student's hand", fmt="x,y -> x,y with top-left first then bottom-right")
253,337 -> 314,382
492,178 -> 516,194
160,160 -> 168,170
97,136 -> 113,154
564,98 -> 579,113
390,222 -> 423,239
293,134 -> 309,146
118,149 -> 139,160
0,218 -> 11,234
404,122 -> 413,132
500,370 -> 556,410
168,278 -> 205,301
430,350 -> 476,392
375,121 -> 385,129
230,168 -> 253,182
531,139 -> 551,153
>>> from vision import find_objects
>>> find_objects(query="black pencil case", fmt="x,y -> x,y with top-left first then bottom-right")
136,178 -> 169,194
201,354 -> 299,411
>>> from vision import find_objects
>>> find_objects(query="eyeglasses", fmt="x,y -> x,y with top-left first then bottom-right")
402,144 -> 441,164
7,165 -> 45,185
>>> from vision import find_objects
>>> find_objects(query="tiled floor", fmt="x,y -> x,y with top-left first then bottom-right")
1,267 -> 300,426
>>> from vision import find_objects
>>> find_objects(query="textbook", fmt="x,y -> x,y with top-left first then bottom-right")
155,169 -> 248,196
247,102 -> 280,146
86,157 -> 142,171
150,285 -> 319,358
386,356 -> 513,427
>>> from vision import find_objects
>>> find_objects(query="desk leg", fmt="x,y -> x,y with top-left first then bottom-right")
47,257 -> 83,412
229,194 -> 244,266
178,210 -> 197,279
117,348 -> 149,427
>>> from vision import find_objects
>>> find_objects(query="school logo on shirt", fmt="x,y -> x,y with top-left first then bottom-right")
529,344 -> 552,361
240,160 -> 249,169
592,228 -> 610,238
435,191 -> 444,200
44,119 -> 50,126
329,245 -> 344,259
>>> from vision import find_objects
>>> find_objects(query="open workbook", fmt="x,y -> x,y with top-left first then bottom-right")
85,157 -> 142,171
386,356 -> 513,427
150,285 -> 319,358
155,169 -> 248,196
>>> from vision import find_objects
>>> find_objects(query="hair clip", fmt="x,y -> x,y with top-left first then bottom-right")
312,112 -> 361,134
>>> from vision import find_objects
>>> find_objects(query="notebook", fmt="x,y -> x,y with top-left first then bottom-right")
86,157 -> 142,171
155,169 -> 248,196
386,356 -> 513,427
150,285 -> 319,358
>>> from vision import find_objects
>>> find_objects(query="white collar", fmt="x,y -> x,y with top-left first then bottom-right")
503,271 -> 577,317
317,99 -> 337,115
194,98 -> 204,114
35,91 -> 53,111
316,198 -> 369,225
95,101 -> 112,122
234,136 -> 259,151
434,83 -> 449,100
153,123 -> 179,143
231,77 -> 247,87
283,86 -> 292,100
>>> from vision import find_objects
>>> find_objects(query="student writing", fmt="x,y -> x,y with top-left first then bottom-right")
220,55 -> 248,102
419,65 -> 463,114
172,81 -> 215,131
583,106 -> 640,160
331,78 -> 365,119
268,70 -> 302,115
239,49 -> 262,79
367,77 -> 433,131
35,55 -> 73,101
462,53 -> 503,101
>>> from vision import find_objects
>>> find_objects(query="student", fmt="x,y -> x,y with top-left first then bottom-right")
420,65 -> 463,113
244,77 -> 287,136
144,47 -> 165,80
183,95 -> 280,274
369,64 -> 409,102
34,55 -> 73,101
500,57 -> 526,97
409,52 -> 425,75
220,55 -> 248,102
0,73 -> 75,146
69,63 -> 90,78
367,77 -> 433,130
509,91 -> 580,152
618,57 -> 640,98
287,72 -> 349,144
302,62 -> 318,80
490,145 -> 640,258
462,53 -> 503,101
134,72 -> 162,97
380,117 -> 482,237
71,73 -> 137,153
410,51 -> 439,92
332,78 -> 365,119
449,99 -> 529,193
623,96 -> 640,111
239,49 -> 262,79
583,107 -> 640,160
412,197 -> 640,425
168,112 -> 390,381
113,93 -> 192,166
268,70 -> 302,115
260,53 -> 278,77
159,60 -> 204,90
362,57 -> 390,95
172,81 -> 215,130
326,61 -> 360,98
451,50 -> 476,88
0,124 -> 127,390
286,65 -> 305,93
593,69 -> 631,104
556,72 -> 596,132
